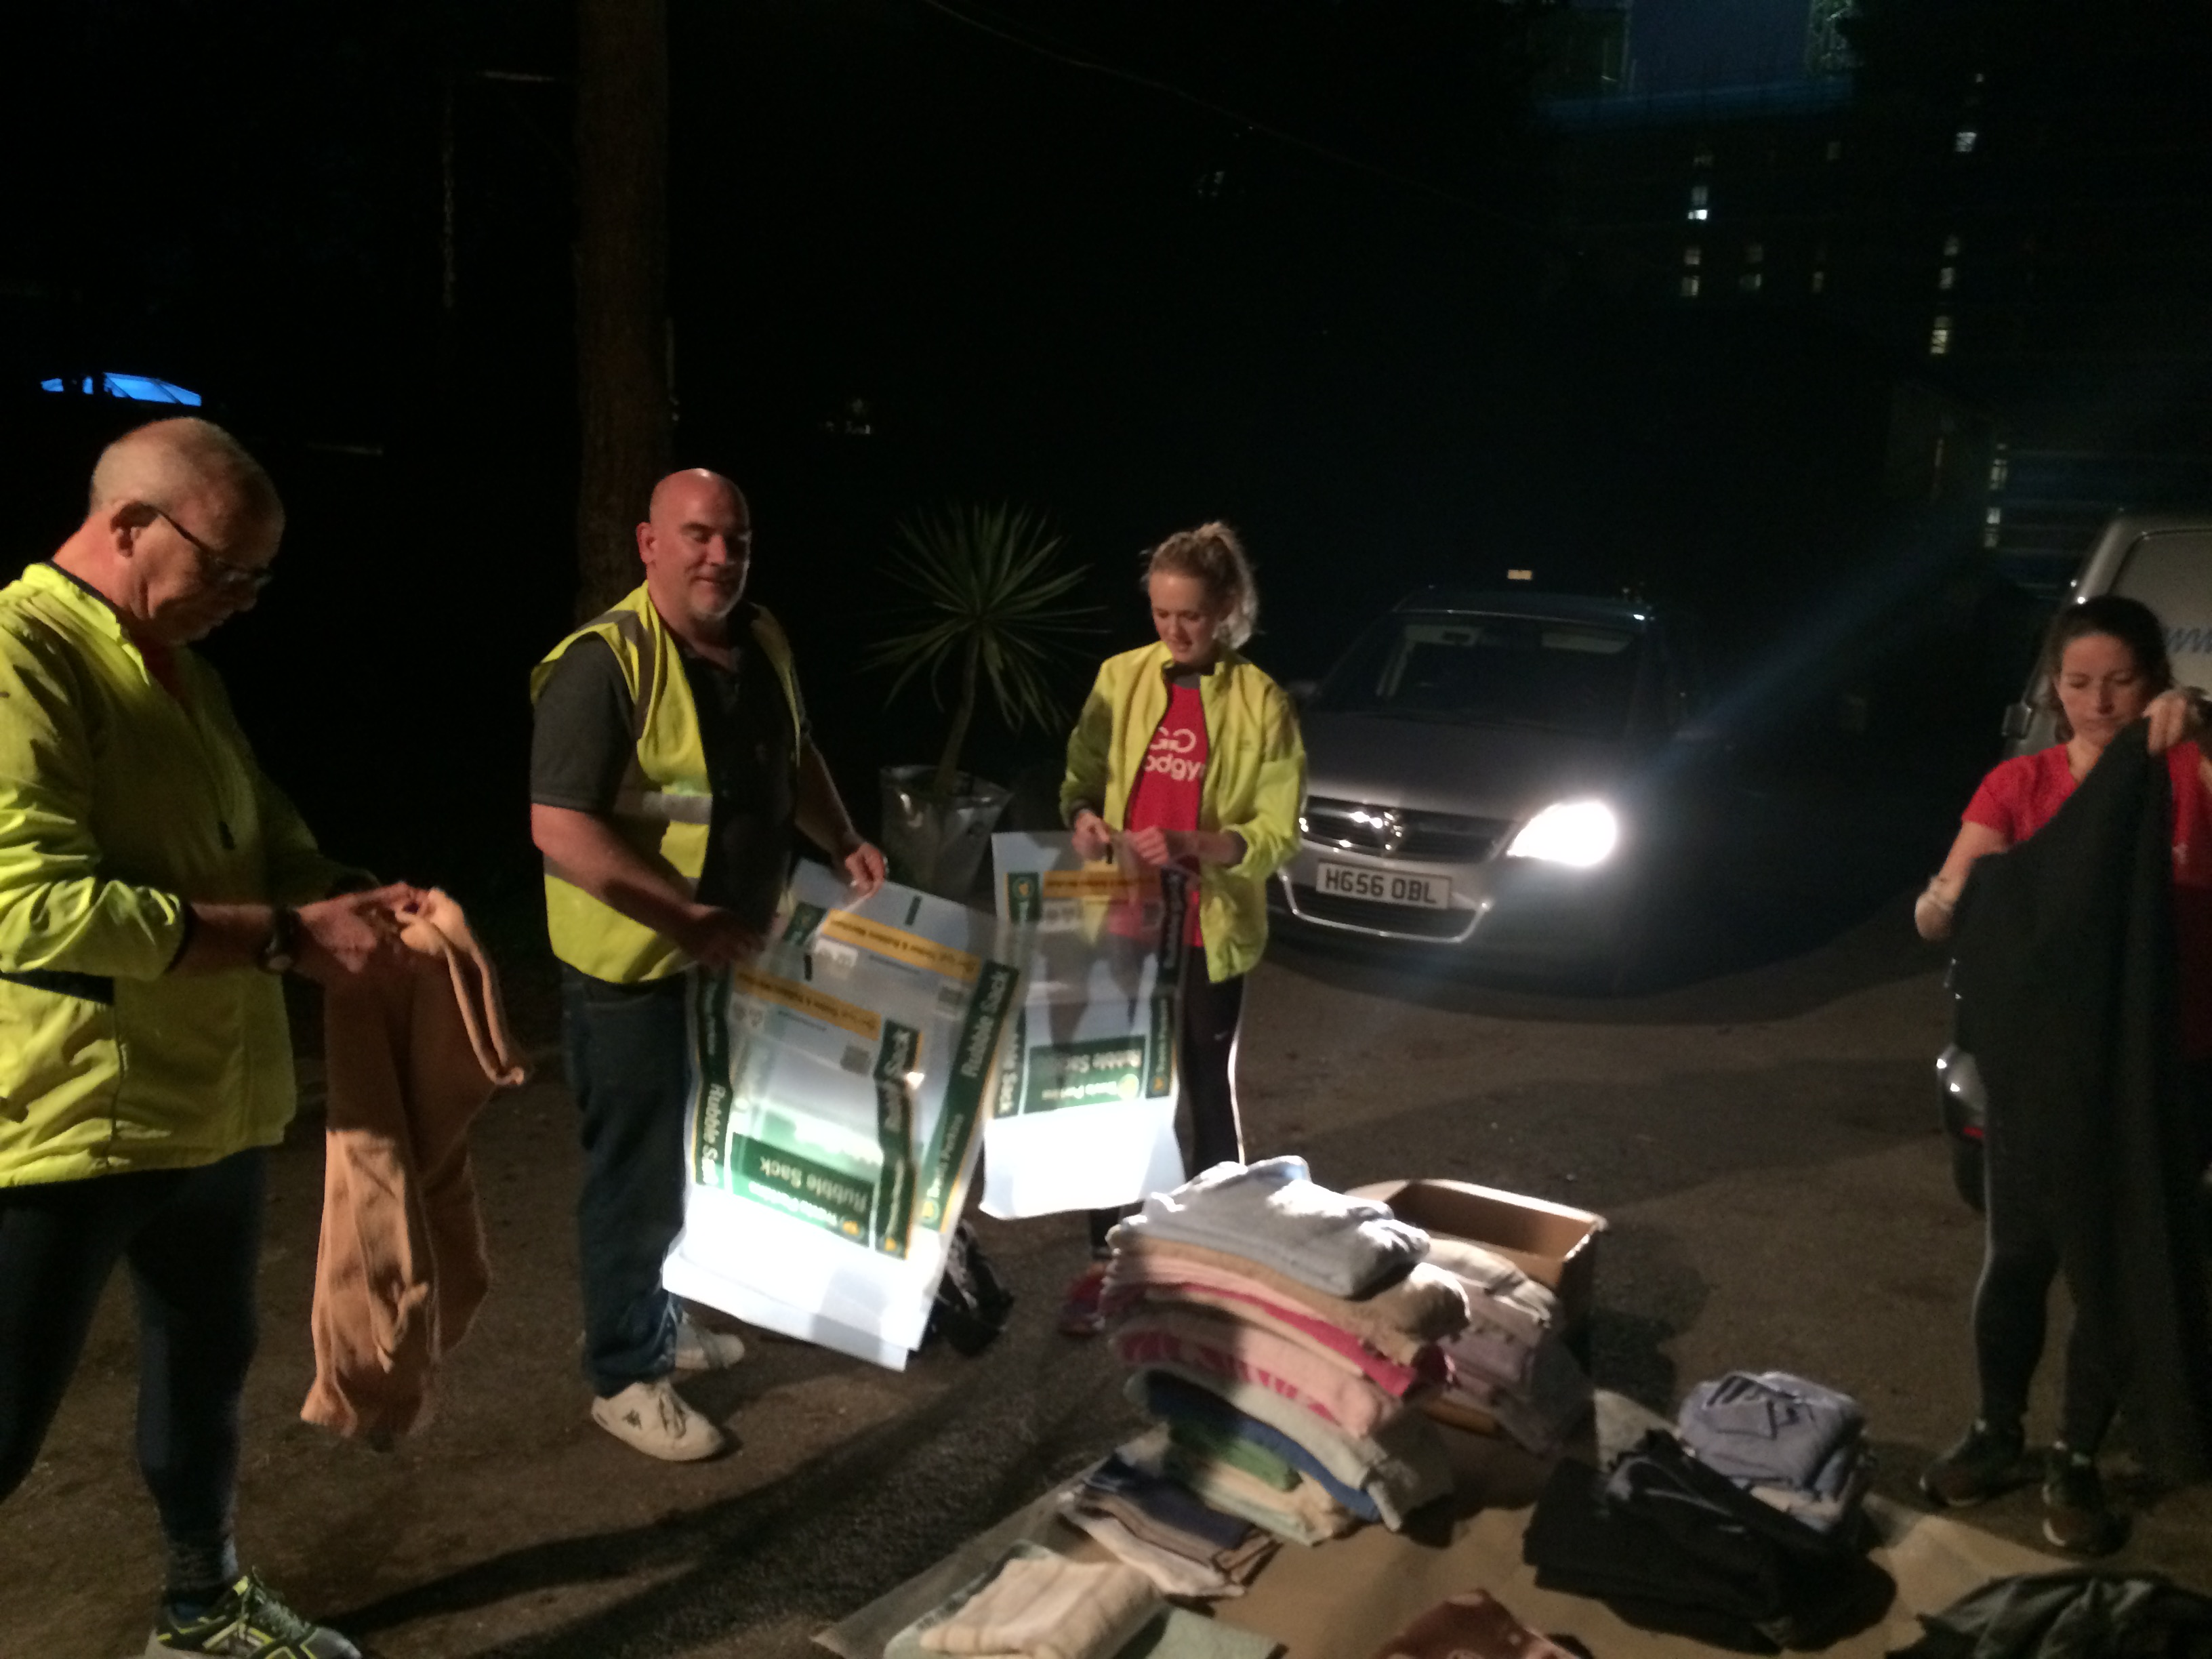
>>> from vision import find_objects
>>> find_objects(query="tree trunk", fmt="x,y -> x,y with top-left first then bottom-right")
933,640 -> 981,799
573,0 -> 671,619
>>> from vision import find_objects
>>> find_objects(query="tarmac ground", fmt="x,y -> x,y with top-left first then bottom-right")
7,840 -> 2211,1656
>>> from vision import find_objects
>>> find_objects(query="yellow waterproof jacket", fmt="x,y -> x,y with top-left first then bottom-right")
531,586 -> 805,984
1060,642 -> 1306,982
0,563 -> 350,1187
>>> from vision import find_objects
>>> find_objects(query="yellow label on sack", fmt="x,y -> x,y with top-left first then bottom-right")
1041,868 -> 1152,901
732,966 -> 880,1040
819,911 -> 980,982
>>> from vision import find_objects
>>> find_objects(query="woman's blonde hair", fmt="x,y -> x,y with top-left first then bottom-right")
1143,521 -> 1258,650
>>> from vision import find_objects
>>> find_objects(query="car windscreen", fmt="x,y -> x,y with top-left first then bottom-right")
1317,613 -> 1643,738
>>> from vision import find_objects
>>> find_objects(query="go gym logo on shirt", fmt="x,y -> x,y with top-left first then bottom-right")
1145,725 -> 1204,783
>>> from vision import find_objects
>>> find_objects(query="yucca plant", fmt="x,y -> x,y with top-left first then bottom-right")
868,502 -> 1102,799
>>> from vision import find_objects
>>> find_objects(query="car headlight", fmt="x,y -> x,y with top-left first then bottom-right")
1505,800 -> 1618,867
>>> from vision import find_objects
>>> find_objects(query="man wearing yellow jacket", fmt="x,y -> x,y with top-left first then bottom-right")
0,418 -> 420,1659
531,468 -> 884,1461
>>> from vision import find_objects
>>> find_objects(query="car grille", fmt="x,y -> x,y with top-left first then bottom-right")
1300,796 -> 1511,862
1286,885 -> 1480,941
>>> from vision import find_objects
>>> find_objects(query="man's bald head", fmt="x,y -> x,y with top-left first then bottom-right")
647,468 -> 745,527
89,417 -> 283,544
636,469 -> 753,642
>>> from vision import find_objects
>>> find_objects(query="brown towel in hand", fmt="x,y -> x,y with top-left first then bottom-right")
303,889 -> 527,1441
1368,1591 -> 1582,1659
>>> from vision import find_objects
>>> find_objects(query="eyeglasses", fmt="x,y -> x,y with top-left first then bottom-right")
148,506 -> 274,594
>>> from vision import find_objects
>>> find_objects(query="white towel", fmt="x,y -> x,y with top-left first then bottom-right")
919,1551 -> 1160,1659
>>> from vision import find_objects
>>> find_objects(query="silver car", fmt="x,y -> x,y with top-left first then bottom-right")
1273,588 -> 1707,978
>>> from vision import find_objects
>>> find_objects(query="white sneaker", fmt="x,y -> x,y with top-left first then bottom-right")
590,1378 -> 729,1462
672,1312 -> 746,1373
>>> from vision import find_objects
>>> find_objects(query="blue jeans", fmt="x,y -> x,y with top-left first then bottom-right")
562,966 -> 692,1395
0,1149 -> 263,1594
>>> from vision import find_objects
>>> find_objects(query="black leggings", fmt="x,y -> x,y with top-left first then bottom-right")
1089,970 -> 1248,1252
1972,1138 -> 2118,1453
0,1149 -> 264,1594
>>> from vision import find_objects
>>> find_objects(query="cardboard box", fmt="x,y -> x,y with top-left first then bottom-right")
1349,1178 -> 1605,1335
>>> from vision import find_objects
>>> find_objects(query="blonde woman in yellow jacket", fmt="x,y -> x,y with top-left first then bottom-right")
1057,523 -> 1305,1332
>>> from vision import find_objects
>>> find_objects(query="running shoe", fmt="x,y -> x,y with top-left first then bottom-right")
146,1570 -> 361,1658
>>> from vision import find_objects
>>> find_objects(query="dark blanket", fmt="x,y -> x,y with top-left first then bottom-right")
1522,1430 -> 1891,1653
1889,1570 -> 2212,1658
1952,726 -> 2212,1479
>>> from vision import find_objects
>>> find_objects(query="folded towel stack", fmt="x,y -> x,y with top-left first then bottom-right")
1101,1156 -> 1467,1536
1059,1452 -> 1279,1597
1418,1237 -> 1592,1456
1675,1370 -> 1875,1536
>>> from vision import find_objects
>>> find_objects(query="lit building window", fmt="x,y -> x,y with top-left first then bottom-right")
1811,270 -> 1828,293
1983,506 -> 2003,549
1954,129 -> 1978,154
1740,272 -> 1763,293
1744,242 -> 1764,265
1989,451 -> 2009,490
1681,274 -> 1702,298
1683,245 -> 1702,267
1693,145 -> 1714,169
1687,183 -> 1710,221
1938,265 -> 1957,290
1929,314 -> 1954,355
1943,234 -> 1963,257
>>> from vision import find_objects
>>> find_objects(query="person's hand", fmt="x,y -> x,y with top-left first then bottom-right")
1120,826 -> 1186,869
2146,687 -> 2205,756
673,905 -> 766,970
295,884 -> 427,985
1070,810 -> 1115,862
1913,876 -> 1958,943
841,838 -> 887,899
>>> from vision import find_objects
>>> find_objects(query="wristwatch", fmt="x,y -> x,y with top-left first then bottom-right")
256,907 -> 301,975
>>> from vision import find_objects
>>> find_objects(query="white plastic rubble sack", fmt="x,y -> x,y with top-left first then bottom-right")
662,862 -> 1024,1370
980,830 -> 1187,1219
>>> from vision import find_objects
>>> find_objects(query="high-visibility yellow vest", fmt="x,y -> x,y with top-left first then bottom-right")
531,585 -> 804,983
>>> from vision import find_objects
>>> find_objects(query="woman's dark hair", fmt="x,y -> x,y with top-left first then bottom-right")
2038,594 -> 2174,741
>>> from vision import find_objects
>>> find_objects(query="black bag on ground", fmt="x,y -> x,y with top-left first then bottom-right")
926,1222 -> 1015,1355
1523,1430 -> 1893,1654
1889,1570 -> 2212,1658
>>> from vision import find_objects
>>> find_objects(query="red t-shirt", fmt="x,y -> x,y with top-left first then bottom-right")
1122,680 -> 1208,946
1964,741 -> 2212,1057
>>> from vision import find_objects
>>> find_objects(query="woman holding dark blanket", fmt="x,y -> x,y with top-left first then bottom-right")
1914,594 -> 2212,1554
1054,525 -> 1306,1334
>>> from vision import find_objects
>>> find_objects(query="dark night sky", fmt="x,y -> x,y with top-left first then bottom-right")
3,0 -> 2207,906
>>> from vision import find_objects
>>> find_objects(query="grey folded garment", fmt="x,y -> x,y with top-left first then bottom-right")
1441,1336 -> 1593,1456
1439,1319 -> 1536,1392
1421,1237 -> 1557,1348
1750,1443 -> 1876,1536
1117,1155 -> 1431,1298
1677,1370 -> 1865,1492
